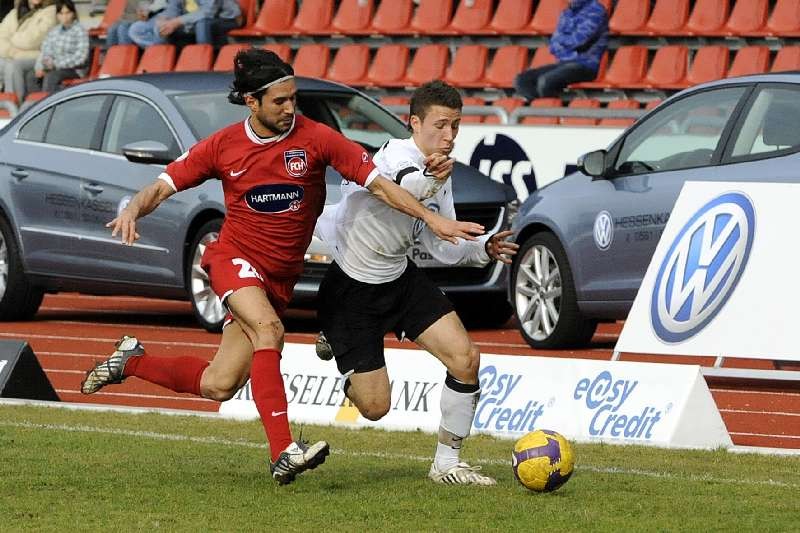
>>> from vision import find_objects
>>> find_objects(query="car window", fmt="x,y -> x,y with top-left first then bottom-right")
614,87 -> 746,175
171,91 -> 251,139
315,93 -> 409,151
102,96 -> 179,157
17,107 -> 53,142
730,86 -> 800,159
44,95 -> 108,149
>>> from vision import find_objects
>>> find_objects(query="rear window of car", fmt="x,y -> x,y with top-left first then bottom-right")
45,95 -> 108,150
17,107 -> 53,142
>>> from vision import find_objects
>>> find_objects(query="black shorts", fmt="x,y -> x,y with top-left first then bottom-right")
317,261 -> 454,375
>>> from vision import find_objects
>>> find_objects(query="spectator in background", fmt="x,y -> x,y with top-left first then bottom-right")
129,0 -> 241,48
107,0 -> 167,46
514,0 -> 608,101
24,0 -> 87,97
0,0 -> 57,101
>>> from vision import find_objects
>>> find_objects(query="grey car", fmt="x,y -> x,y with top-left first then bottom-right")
510,72 -> 800,348
0,73 -> 515,331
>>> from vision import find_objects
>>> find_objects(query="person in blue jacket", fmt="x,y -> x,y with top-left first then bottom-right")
514,0 -> 609,101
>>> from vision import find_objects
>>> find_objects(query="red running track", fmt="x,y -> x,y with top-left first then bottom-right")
3,293 -> 799,449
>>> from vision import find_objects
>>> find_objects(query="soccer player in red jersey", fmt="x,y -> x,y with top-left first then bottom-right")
80,49 -> 484,485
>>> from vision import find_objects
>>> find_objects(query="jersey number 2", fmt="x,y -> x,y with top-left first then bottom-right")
232,258 -> 264,282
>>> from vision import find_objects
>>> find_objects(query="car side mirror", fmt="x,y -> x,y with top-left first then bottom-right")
578,149 -> 607,178
122,141 -> 174,165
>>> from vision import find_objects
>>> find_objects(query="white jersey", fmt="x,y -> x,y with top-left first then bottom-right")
315,137 -> 491,284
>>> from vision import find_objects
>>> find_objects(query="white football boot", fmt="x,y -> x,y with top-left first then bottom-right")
80,335 -> 144,394
270,440 -> 330,485
428,462 -> 497,486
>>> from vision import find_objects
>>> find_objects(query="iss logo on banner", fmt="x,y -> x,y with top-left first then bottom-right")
593,211 -> 614,250
469,134 -> 536,200
651,192 -> 755,343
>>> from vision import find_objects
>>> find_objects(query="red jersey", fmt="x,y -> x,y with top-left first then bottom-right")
161,115 -> 378,279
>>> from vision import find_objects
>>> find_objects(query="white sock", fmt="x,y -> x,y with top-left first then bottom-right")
434,373 -> 480,472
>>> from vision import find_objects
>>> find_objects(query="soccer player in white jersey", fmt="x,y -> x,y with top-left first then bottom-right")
314,81 -> 518,486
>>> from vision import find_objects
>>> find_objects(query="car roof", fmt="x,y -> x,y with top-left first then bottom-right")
62,72 -> 357,95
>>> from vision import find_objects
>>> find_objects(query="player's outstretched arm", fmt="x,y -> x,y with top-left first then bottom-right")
106,179 -> 176,246
367,175 -> 484,244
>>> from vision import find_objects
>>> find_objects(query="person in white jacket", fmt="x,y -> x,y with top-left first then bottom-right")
314,81 -> 518,486
0,0 -> 56,101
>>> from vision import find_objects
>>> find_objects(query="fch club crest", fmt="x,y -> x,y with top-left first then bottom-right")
284,149 -> 308,177
650,192 -> 755,343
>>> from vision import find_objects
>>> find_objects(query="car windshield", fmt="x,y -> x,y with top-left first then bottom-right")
171,90 -> 409,150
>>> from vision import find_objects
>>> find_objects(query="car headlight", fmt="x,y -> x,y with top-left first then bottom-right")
304,236 -> 333,264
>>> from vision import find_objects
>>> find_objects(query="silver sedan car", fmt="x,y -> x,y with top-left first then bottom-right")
510,72 -> 800,348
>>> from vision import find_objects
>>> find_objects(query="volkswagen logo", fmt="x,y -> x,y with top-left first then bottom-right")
650,192 -> 755,343
593,211 -> 614,250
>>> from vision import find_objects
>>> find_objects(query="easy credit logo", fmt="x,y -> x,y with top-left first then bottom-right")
651,192 -> 755,343
593,210 -> 613,250
574,371 -> 669,440
469,133 -> 536,200
473,365 -> 547,433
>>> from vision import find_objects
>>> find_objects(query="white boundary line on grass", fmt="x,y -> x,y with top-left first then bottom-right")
1,399 -> 799,489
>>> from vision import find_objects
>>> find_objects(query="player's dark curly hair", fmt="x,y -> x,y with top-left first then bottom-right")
409,80 -> 462,122
228,49 -> 294,105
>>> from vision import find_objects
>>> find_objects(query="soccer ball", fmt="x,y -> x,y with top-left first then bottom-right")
512,429 -> 575,492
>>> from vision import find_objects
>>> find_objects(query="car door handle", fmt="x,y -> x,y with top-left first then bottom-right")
82,183 -> 104,194
10,168 -> 28,180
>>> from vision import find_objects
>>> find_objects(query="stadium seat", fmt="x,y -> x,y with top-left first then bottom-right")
560,98 -> 601,126
685,45 -> 729,86
409,0 -> 454,34
23,91 -> 48,104
174,44 -> 214,72
262,43 -> 292,63
444,45 -> 488,88
639,44 -> 688,89
369,0 -> 413,34
761,0 -> 800,37
601,45 -> 648,88
645,99 -> 663,110
608,0 -> 650,35
771,46 -> 800,72
461,96 -> 486,123
214,43 -> 251,72
404,44 -> 449,86
727,46 -> 771,78
293,44 -> 331,78
0,91 -> 17,116
644,0 -> 690,36
484,97 -> 525,124
238,0 -> 257,29
229,0 -> 295,36
331,0 -> 374,34
98,45 -> 139,78
89,0 -> 126,37
530,46 -> 557,69
136,44 -> 176,74
483,45 -> 529,88
487,0 -> 534,34
599,99 -> 640,127
327,44 -> 370,85
718,0 -> 768,36
682,0 -> 729,35
569,52 -> 608,88
291,0 -> 334,35
520,97 -> 562,125
365,44 -> 410,87
447,0 -> 493,34
527,0 -> 568,35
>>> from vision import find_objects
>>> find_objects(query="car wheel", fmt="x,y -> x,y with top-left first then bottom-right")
0,216 -> 43,321
451,294 -> 513,329
187,219 -> 225,332
512,232 -> 596,349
